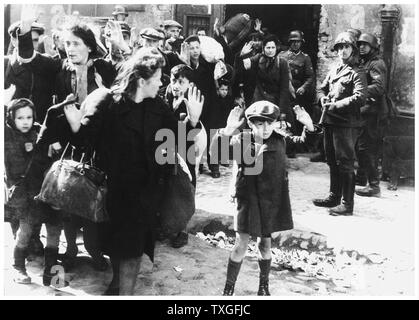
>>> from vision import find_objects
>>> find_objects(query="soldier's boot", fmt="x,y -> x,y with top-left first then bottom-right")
43,247 -> 69,288
257,259 -> 271,296
355,173 -> 368,186
313,169 -> 342,207
356,179 -> 381,197
13,247 -> 31,284
330,172 -> 355,216
222,258 -> 242,296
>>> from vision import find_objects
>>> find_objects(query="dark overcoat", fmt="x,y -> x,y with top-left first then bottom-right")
217,131 -> 301,237
249,53 -> 292,121
76,89 -> 198,260
359,52 -> 388,119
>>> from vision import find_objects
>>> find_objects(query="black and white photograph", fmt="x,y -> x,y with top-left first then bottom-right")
1,1 -> 417,302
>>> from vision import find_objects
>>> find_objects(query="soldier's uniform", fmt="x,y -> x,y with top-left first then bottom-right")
279,30 -> 315,156
279,50 -> 314,109
312,32 -> 367,216
355,33 -> 388,197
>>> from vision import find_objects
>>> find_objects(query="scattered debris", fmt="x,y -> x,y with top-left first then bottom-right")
173,266 -> 183,273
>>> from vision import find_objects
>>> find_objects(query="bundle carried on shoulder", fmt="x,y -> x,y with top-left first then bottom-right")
221,13 -> 253,50
198,35 -> 225,63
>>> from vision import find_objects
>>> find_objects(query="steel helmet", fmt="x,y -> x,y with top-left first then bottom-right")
357,33 -> 379,49
112,5 -> 128,16
332,32 -> 357,51
346,28 -> 362,40
288,30 -> 305,43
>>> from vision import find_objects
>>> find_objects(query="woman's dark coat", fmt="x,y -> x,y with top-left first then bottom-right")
76,88 -> 198,260
248,53 -> 291,119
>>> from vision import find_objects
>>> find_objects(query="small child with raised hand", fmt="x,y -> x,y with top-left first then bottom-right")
165,64 -> 206,248
212,100 -> 316,296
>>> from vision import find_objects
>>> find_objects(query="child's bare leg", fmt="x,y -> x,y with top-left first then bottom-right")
230,232 -> 250,262
13,219 -> 33,284
256,236 -> 272,260
256,236 -> 272,296
119,257 -> 141,296
223,232 -> 250,295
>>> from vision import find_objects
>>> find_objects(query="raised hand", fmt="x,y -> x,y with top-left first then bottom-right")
94,72 -> 105,88
4,84 -> 16,105
179,42 -> 191,66
185,84 -> 204,126
20,4 -> 40,34
293,105 -> 314,132
240,41 -> 253,57
254,18 -> 262,32
224,106 -> 245,136
296,86 -> 306,96
213,17 -> 220,36
105,20 -> 131,53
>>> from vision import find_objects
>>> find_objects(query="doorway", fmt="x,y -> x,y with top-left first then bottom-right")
224,4 -> 321,71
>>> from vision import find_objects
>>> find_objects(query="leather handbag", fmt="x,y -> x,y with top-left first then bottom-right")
35,144 -> 109,223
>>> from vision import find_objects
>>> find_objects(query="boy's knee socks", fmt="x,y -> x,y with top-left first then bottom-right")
226,257 -> 243,286
258,258 -> 271,283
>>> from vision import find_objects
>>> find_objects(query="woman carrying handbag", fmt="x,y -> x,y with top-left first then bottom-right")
62,47 -> 204,295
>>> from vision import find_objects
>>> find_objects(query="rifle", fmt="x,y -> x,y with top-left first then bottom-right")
318,97 -> 348,125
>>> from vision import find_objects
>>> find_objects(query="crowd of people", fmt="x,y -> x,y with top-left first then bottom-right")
4,5 -> 391,296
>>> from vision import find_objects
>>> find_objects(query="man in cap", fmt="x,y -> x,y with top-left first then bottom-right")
163,20 -> 184,53
112,5 -> 129,22
355,33 -> 388,197
138,27 -> 183,97
139,27 -> 164,49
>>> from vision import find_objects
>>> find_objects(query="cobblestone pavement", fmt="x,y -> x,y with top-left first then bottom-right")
3,155 -> 416,297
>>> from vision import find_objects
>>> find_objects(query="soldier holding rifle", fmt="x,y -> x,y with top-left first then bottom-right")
312,32 -> 367,216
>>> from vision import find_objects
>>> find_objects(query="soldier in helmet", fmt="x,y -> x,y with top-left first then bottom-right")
112,5 -> 129,22
279,30 -> 315,156
355,33 -> 388,197
312,32 -> 367,216
280,30 -> 314,109
346,28 -> 362,41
